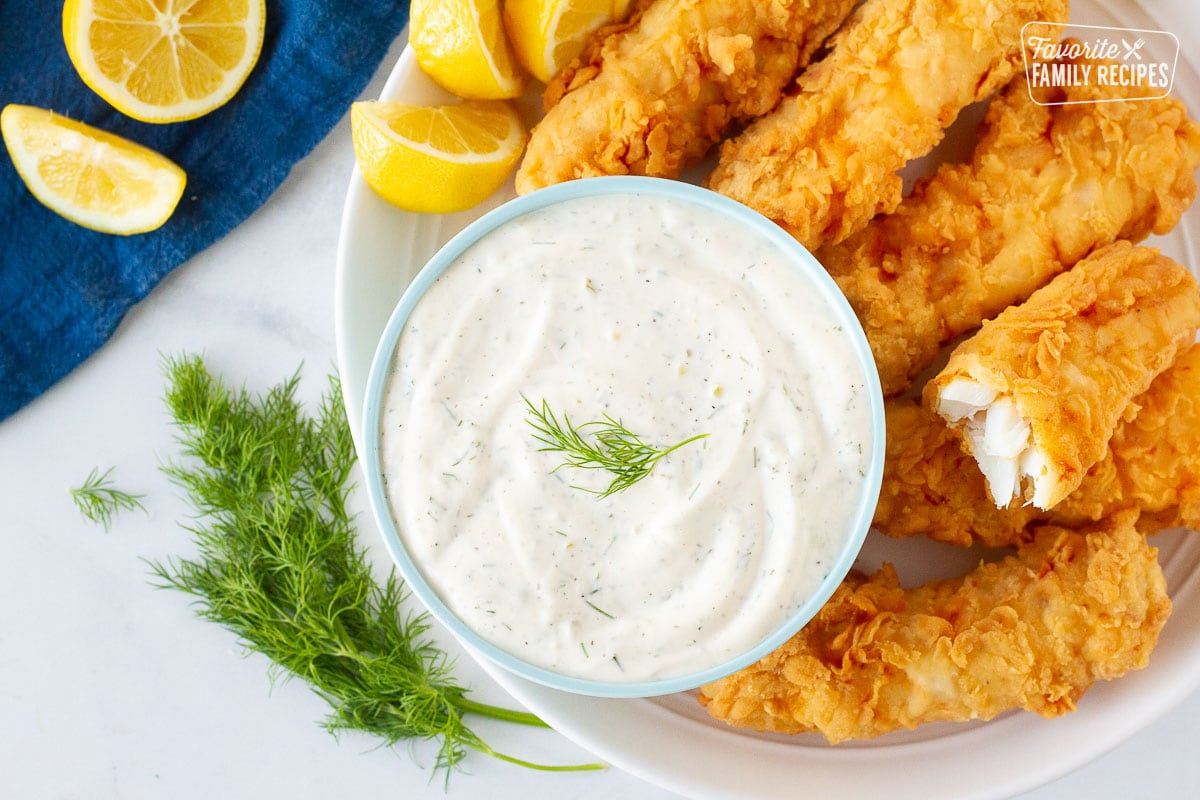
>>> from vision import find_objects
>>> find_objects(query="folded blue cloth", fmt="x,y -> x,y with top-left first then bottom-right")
0,0 -> 410,422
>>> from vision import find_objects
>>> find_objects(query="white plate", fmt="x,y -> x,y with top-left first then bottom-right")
335,3 -> 1200,797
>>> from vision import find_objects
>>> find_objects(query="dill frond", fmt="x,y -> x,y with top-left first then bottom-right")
70,467 -> 147,531
523,395 -> 708,497
151,355 -> 603,781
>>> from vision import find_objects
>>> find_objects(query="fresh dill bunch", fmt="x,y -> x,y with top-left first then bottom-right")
70,466 -> 147,532
150,355 -> 602,780
523,395 -> 708,498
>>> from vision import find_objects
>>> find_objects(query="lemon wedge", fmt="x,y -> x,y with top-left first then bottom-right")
62,0 -> 266,123
1,104 -> 186,235
350,100 -> 527,214
409,0 -> 526,99
504,0 -> 633,83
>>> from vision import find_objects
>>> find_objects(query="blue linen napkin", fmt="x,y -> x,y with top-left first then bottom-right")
0,0 -> 411,422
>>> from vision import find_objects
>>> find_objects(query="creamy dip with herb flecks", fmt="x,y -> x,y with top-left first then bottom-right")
378,191 -> 875,684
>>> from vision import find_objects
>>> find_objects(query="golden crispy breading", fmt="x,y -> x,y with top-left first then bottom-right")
1093,350 -> 1200,535
705,0 -> 1068,249
924,241 -> 1200,511
515,0 -> 858,192
876,398 -> 1041,547
876,345 -> 1200,546
698,511 -> 1170,743
818,60 -> 1200,397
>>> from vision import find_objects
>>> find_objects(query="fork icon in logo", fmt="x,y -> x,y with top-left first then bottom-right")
1122,37 -> 1146,60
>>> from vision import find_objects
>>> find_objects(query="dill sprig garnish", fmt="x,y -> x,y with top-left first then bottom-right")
523,395 -> 708,498
70,466 -> 147,531
150,356 -> 603,780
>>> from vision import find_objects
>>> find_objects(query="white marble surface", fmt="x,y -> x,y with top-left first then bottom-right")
4,18 -> 1200,800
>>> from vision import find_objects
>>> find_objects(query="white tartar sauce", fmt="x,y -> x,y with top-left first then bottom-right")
379,191 -> 874,684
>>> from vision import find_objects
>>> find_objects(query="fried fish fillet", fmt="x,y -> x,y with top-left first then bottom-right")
819,60 -> 1200,397
877,345 -> 1200,547
926,241 -> 1200,511
705,0 -> 1068,249
698,511 -> 1170,743
514,0 -> 859,193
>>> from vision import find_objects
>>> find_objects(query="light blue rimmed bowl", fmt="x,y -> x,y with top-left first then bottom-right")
361,176 -> 885,698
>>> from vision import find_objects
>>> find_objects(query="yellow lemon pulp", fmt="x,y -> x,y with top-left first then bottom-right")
63,0 -> 266,123
2,104 -> 187,234
409,0 -> 526,99
350,100 -> 527,214
504,0 -> 633,83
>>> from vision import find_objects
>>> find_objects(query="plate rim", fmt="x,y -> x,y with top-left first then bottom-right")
333,4 -> 1200,797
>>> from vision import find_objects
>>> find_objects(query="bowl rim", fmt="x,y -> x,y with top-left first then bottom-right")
360,175 -> 886,698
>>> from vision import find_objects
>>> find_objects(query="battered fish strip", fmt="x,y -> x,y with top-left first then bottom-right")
698,511 -> 1170,743
925,241 -> 1200,511
705,0 -> 1068,249
515,0 -> 859,193
818,61 -> 1200,397
877,345 -> 1200,547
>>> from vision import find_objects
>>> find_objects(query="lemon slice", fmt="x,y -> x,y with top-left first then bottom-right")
350,100 -> 527,214
504,0 -> 632,83
62,0 -> 266,123
1,104 -> 186,235
409,0 -> 526,99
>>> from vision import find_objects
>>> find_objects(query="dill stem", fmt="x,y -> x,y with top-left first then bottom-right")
653,432 -> 709,463
484,745 -> 607,773
456,697 -> 550,727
